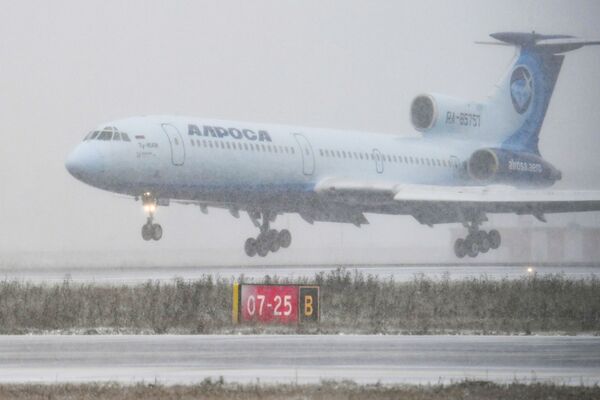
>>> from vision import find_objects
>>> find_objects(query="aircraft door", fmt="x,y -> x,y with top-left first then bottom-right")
373,149 -> 384,173
161,123 -> 185,166
293,133 -> 315,175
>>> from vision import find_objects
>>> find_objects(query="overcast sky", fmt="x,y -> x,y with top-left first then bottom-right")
0,0 -> 599,266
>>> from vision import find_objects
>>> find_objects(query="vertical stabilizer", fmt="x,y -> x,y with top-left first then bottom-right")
482,32 -> 600,155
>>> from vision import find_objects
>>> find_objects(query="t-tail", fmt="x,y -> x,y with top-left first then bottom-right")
410,32 -> 599,186
484,32 -> 600,155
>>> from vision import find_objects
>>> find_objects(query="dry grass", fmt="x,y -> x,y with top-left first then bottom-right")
0,380 -> 598,400
0,270 -> 598,334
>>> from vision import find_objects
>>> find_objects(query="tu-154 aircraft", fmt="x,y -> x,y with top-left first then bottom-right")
66,32 -> 600,258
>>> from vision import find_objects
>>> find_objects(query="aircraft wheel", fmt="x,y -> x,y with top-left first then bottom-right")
454,238 -> 467,258
267,229 -> 280,253
488,229 -> 501,249
477,231 -> 490,253
278,229 -> 292,248
244,238 -> 257,257
141,224 -> 153,241
151,224 -> 163,241
465,235 -> 479,258
256,233 -> 270,257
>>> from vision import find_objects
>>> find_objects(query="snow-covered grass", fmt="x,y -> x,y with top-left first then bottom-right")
0,269 -> 598,335
0,380 -> 599,400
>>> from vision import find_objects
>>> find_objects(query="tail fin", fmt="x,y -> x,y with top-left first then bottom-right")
483,32 -> 600,155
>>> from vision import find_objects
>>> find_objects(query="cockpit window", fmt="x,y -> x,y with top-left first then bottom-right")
86,131 -> 100,141
98,131 -> 113,140
87,126 -> 131,142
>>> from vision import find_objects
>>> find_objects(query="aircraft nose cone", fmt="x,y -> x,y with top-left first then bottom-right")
65,144 -> 105,183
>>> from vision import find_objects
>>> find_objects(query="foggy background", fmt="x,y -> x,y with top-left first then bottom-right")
0,0 -> 599,267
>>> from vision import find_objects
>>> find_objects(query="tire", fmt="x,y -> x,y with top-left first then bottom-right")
465,235 -> 479,258
151,224 -> 163,241
454,238 -> 467,258
488,229 -> 501,249
244,238 -> 257,257
257,244 -> 269,257
278,229 -> 292,248
267,229 -> 280,253
256,233 -> 270,257
141,224 -> 153,241
477,231 -> 490,253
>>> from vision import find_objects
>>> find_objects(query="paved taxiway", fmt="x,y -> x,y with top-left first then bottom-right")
0,263 -> 597,284
0,335 -> 598,385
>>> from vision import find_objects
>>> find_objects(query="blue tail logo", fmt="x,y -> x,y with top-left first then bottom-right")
510,66 -> 533,114
483,32 -> 600,156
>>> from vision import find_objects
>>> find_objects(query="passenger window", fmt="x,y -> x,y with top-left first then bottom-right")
226,142 -> 231,149
244,143 -> 249,150
190,139 -> 195,146
319,149 -> 324,156
342,151 -> 347,158
268,145 -> 272,152
98,131 -> 112,140
174,138 -> 179,145
291,147 -> 295,154
393,155 -> 397,162
273,146 -> 278,153
336,151 -> 341,158
359,153 -> 363,160
208,141 -> 213,148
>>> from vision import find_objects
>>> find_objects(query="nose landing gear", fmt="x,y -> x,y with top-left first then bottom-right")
140,193 -> 162,241
244,211 -> 292,257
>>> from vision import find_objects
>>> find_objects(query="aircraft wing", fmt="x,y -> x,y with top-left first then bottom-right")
315,178 -> 600,225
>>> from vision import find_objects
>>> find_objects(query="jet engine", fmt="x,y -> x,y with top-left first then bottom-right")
410,94 -> 484,135
467,148 -> 561,187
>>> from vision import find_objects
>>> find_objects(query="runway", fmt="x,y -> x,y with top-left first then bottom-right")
0,263 -> 597,284
0,335 -> 598,385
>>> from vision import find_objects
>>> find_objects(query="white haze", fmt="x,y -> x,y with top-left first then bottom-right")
0,0 -> 599,267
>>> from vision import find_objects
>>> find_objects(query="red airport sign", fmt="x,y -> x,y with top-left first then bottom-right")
233,283 -> 320,325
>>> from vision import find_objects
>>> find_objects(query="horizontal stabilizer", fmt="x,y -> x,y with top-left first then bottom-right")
487,31 -> 600,53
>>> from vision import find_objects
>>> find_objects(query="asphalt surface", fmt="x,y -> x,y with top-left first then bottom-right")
0,335 -> 598,385
0,263 -> 598,284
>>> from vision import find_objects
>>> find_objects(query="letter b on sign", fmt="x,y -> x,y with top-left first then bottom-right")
299,286 -> 319,323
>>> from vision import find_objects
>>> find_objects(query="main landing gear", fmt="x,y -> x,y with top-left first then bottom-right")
244,211 -> 292,257
454,222 -> 501,258
140,193 -> 162,241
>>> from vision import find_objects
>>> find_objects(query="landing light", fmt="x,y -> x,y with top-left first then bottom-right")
527,266 -> 534,274
143,204 -> 156,213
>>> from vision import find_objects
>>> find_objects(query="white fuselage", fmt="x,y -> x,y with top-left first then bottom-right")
66,115 -> 490,213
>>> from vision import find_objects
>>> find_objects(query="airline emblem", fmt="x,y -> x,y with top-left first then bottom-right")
510,66 -> 533,114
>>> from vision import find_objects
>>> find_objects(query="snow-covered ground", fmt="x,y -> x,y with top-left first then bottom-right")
0,263 -> 598,284
0,335 -> 598,385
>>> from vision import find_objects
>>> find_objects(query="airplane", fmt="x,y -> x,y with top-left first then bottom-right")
66,32 -> 600,258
